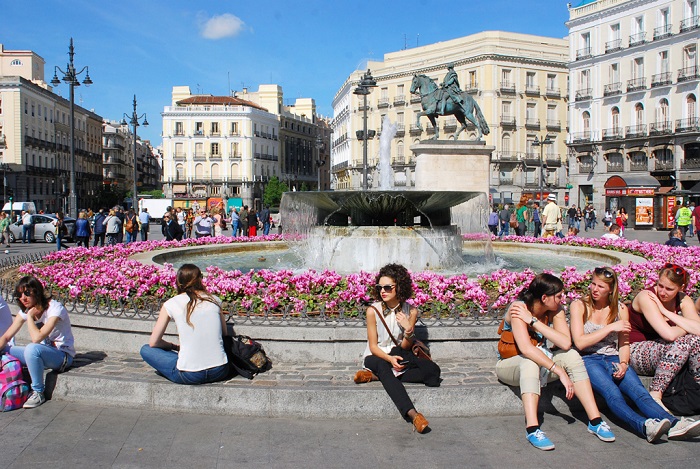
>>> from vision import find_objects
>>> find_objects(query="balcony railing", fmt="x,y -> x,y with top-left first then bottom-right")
605,39 -> 623,53
410,95 -> 421,104
498,177 -> 514,185
393,95 -> 406,106
525,118 -> 540,129
603,82 -> 622,96
626,124 -> 647,138
193,130 -> 204,137
576,47 -> 593,60
395,124 -> 406,135
682,158 -> 700,169
653,24 -> 673,40
500,82 -> 516,94
629,32 -> 646,47
546,155 -> 562,167
678,66 -> 700,82
525,85 -> 540,96
173,131 -> 185,136
649,121 -> 673,136
546,120 -> 561,130
524,153 -> 540,165
173,153 -> 186,160
571,131 -> 592,143
210,131 -> 220,137
655,160 -> 675,171
377,98 -> 390,108
409,124 -> 422,135
680,16 -> 699,33
651,72 -> 672,87
579,162 -> 594,172
491,151 -> 521,162
575,88 -> 592,101
676,118 -> 700,133
630,160 -> 648,171
602,127 -> 623,141
464,84 -> 479,94
607,161 -> 624,172
500,115 -> 516,127
627,78 -> 646,92
545,87 -> 561,98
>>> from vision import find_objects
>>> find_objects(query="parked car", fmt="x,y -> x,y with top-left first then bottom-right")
8,214 -> 76,243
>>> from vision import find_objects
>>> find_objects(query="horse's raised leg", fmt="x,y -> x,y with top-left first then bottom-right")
415,111 -> 424,131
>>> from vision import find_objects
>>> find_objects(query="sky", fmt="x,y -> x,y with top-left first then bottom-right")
1,0 -> 572,144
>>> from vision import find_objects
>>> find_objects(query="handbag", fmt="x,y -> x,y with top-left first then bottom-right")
371,305 -> 432,361
497,318 -> 542,360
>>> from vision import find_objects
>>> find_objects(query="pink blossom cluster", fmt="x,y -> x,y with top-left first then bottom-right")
18,234 -> 700,315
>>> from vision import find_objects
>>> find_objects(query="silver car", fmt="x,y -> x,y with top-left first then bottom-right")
8,214 -> 76,243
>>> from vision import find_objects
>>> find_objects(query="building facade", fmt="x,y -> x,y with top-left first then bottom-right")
330,31 -> 570,204
0,44 -> 103,213
567,0 -> 699,228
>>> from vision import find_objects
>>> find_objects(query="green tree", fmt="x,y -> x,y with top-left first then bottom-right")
299,182 -> 309,192
140,189 -> 164,198
263,176 -> 289,208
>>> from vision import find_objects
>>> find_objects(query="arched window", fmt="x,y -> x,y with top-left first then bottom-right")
501,134 -> 511,155
231,163 -> 240,178
175,164 -> 185,180
195,163 -> 203,178
582,111 -> 591,135
687,94 -> 697,119
211,163 -> 220,179
10,59 -> 21,66
635,103 -> 644,126
396,140 -> 404,162
611,107 -> 620,129
657,98 -> 669,124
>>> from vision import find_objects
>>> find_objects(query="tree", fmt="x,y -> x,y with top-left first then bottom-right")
94,185 -> 128,210
263,176 -> 289,208
300,182 -> 309,192
140,189 -> 164,198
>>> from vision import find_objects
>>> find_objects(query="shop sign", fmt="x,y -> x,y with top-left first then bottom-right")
605,189 -> 626,196
667,196 -> 676,227
627,188 -> 655,196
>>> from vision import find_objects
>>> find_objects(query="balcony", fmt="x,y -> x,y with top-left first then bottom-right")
571,132 -> 592,144
500,81 -> 516,94
627,78 -> 646,92
193,130 -> 204,137
682,158 -> 700,169
393,95 -> 406,106
630,160 -> 649,171
377,98 -> 390,109
500,115 -> 516,127
193,153 -> 207,161
575,88 -> 592,101
579,161 -> 594,173
525,118 -> 540,129
676,118 -> 700,133
491,151 -> 521,163
629,32 -> 646,47
603,82 -> 622,96
443,120 -> 457,132
576,47 -> 593,61
678,66 -> 700,82
524,153 -> 540,165
525,85 -> 540,96
210,131 -> 221,137
545,87 -> 561,98
173,131 -> 185,137
605,39 -> 623,53
546,120 -> 561,131
546,155 -> 562,167
410,95 -> 421,104
464,84 -> 479,94
651,72 -> 672,87
409,124 -> 422,135
626,124 -> 647,138
649,121 -> 673,136
498,177 -> 514,185
209,153 -> 222,160
607,161 -> 624,172
172,153 -> 186,160
654,159 -> 675,171
602,127 -> 624,141
653,24 -> 673,40
357,104 -> 370,112
680,16 -> 699,33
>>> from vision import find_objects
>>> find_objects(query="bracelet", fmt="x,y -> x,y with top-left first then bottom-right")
619,361 -> 628,365
548,363 -> 556,372
405,331 -> 415,340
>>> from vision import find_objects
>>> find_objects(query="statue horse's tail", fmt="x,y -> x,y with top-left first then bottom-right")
472,100 -> 490,135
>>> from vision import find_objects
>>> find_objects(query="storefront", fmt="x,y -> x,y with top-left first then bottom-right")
604,175 -> 659,230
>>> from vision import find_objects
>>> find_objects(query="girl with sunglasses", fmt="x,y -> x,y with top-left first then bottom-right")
0,276 -> 75,409
571,267 -> 700,442
628,263 -> 700,410
495,273 -> 615,450
353,263 -> 441,433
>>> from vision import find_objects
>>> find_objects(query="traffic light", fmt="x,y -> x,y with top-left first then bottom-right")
8,196 -> 12,205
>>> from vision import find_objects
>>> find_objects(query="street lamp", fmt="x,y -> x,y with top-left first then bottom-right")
315,134 -> 325,191
51,38 -> 93,218
353,69 -> 377,191
531,135 -> 553,203
1,163 -> 11,208
121,95 -> 149,211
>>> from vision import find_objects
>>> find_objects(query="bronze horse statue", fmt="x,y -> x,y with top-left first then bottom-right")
410,74 -> 490,140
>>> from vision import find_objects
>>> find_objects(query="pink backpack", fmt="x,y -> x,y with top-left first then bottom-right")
1,353 -> 30,411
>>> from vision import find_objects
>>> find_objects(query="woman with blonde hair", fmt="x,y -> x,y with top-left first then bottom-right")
140,264 -> 229,384
103,209 -> 122,246
571,267 -> 700,442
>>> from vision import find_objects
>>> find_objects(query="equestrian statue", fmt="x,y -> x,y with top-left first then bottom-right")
410,64 -> 490,140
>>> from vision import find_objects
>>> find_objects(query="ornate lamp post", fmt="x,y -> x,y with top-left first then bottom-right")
315,134 -> 325,191
353,70 -> 377,191
51,38 -> 93,218
532,135 -> 553,203
121,95 -> 148,211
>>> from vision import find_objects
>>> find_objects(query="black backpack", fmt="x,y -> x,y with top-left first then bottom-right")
662,365 -> 700,416
223,335 -> 272,379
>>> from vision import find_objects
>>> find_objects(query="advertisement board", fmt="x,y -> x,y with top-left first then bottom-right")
635,198 -> 653,226
666,196 -> 676,228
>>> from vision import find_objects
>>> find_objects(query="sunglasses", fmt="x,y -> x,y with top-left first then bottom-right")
663,262 -> 687,278
14,289 -> 36,299
375,284 -> 395,293
594,267 -> 614,279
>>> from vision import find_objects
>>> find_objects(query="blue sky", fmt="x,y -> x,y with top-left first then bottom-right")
2,0 -> 571,144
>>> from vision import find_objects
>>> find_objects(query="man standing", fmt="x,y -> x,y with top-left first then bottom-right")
230,208 -> 240,237
21,211 -> 32,243
676,202 -> 693,239
532,202 -> 542,238
541,194 -> 561,238
139,208 -> 151,241
498,204 -> 511,237
175,207 -> 186,239
93,208 -> 107,247
567,205 -> 577,228
259,205 -> 271,236
689,202 -> 696,237
239,205 -> 249,236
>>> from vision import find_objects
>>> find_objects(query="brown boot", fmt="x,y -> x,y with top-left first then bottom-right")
412,413 -> 429,433
353,369 -> 377,384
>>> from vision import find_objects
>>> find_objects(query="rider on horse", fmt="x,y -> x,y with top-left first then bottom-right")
439,64 -> 464,116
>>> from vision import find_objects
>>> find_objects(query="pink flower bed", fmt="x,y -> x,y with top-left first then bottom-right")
18,235 -> 700,316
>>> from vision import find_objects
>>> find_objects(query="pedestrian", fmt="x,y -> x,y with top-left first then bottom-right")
693,202 -> 700,242
541,195 -> 561,238
0,276 -> 76,409
93,208 -> 106,247
212,208 -> 224,237
603,208 -> 613,228
51,212 -> 69,251
248,209 -> 259,237
193,209 -> 214,238
74,211 -> 92,247
239,205 -> 249,236
498,204 -> 511,237
515,196 -> 529,236
567,205 -> 577,228
689,202 -> 696,238
601,224 -> 621,240
353,263 -> 440,434
0,211 -> 10,248
139,208 -> 151,241
676,203 -> 692,239
104,209 -> 122,246
616,207 -> 628,237
230,208 -> 240,237
123,209 -> 139,244
175,207 -> 186,239
488,206 -> 499,236
532,203 -> 541,238
21,210 -> 32,244
665,228 -> 688,247
163,213 -> 183,241
259,205 -> 271,236
115,206 -> 125,243
185,208 -> 194,239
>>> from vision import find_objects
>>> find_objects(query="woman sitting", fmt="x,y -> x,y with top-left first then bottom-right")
140,264 -> 230,385
629,263 -> 700,409
353,263 -> 441,433
495,273 -> 615,450
0,276 -> 76,409
571,267 -> 700,442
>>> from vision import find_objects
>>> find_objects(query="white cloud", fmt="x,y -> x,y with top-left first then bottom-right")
199,13 -> 245,40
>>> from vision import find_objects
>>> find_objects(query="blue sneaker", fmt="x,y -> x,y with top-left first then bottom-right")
588,421 -> 616,442
526,429 -> 555,451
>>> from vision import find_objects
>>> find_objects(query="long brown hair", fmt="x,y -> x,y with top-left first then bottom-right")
176,264 -> 218,327
14,275 -> 51,313
581,267 -> 619,324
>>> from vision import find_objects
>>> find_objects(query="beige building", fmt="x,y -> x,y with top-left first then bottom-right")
330,31 -> 569,204
567,0 -> 699,227
0,44 -> 103,213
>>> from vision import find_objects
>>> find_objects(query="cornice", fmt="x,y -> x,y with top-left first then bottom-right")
566,0 -> 655,29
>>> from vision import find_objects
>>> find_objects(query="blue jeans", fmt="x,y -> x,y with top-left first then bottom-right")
140,227 -> 148,241
56,233 -> 67,250
583,354 -> 677,436
22,225 -> 31,243
125,231 -> 137,243
140,345 -> 229,385
231,221 -> 239,237
263,222 -> 270,236
9,344 -> 73,393
498,221 -> 509,237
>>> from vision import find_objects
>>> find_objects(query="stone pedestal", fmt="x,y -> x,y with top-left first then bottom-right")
411,140 -> 494,194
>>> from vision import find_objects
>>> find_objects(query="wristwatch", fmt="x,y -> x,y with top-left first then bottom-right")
530,316 -> 538,327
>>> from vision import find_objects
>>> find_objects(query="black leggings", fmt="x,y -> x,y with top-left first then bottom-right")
364,346 -> 441,419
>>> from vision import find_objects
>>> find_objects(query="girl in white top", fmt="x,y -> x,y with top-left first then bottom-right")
354,263 -> 441,434
140,264 -> 229,384
0,275 -> 76,409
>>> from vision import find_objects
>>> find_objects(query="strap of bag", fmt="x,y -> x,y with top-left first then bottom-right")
369,305 -> 400,347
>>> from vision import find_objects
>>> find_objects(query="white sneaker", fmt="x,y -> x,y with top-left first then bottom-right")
23,391 -> 46,409
668,417 -> 700,440
644,418 -> 671,443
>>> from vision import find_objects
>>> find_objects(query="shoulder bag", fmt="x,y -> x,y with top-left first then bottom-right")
497,318 -> 543,360
370,305 -> 432,361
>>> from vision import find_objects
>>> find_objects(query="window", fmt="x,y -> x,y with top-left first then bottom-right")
231,142 -> 239,157
10,59 -> 21,66
633,57 -> 644,78
582,111 -> 591,132
635,103 -> 645,124
211,122 -> 219,135
634,15 -> 644,34
611,107 -> 620,128
610,63 -> 620,83
501,134 -> 511,152
611,23 -> 620,40
231,122 -> 238,135
175,142 -> 184,156
211,163 -> 220,178
581,32 -> 591,50
688,94 -> 697,118
660,51 -> 669,73
469,71 -> 477,87
195,142 -> 203,156
195,164 -> 203,178
195,122 -> 203,135
579,69 -> 591,89
659,8 -> 670,28
501,101 -> 511,117
547,105 -> 557,121
501,69 -> 511,84
657,99 -> 669,123
547,74 -> 556,90
176,164 -> 185,179
397,84 -> 404,95
526,72 -> 536,88
31,104 -> 35,116
397,112 -> 404,125
175,122 -> 183,135
211,142 -> 220,155
684,45 -> 697,68
526,103 -> 536,119
397,141 -> 404,158
381,87 -> 388,99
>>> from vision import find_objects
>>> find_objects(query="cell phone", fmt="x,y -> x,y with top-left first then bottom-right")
398,359 -> 410,365
612,362 -> 619,374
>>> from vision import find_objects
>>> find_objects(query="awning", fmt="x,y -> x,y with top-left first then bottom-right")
688,181 -> 700,194
604,175 -> 661,188
657,186 -> 674,194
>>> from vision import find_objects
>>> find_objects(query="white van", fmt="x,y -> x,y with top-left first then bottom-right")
2,202 -> 37,214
